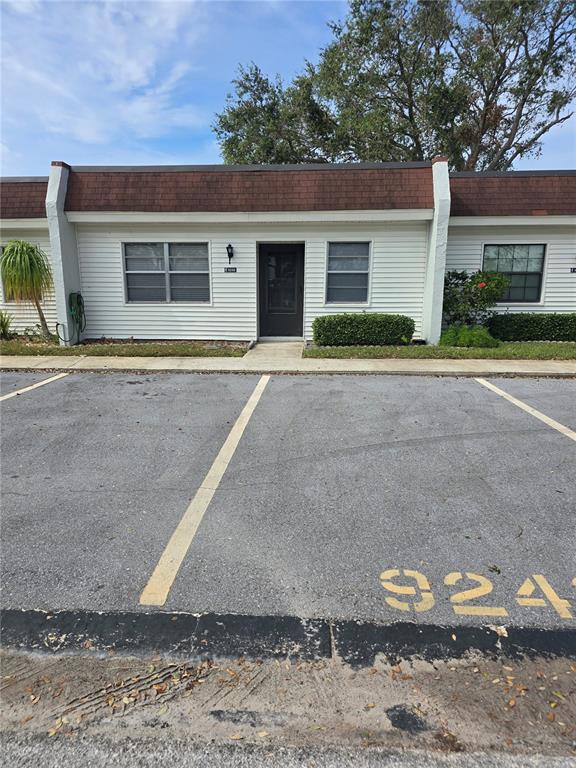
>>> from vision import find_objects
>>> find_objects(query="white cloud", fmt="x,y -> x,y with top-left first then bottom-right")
1,0 -> 208,147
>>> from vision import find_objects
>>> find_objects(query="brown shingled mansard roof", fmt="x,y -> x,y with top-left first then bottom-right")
0,177 -> 48,219
1,164 -> 574,218
450,170 -> 576,216
62,162 -> 434,212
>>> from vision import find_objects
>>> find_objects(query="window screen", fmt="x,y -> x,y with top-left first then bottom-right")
326,242 -> 370,303
124,243 -> 210,302
483,244 -> 545,303
168,244 -> 210,302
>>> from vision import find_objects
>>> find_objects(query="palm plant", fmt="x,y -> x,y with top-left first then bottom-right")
1,240 -> 53,338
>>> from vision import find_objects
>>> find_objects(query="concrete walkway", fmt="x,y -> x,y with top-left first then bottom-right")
1,340 -> 575,377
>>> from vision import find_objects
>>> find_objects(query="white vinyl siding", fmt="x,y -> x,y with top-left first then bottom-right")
0,227 -> 57,333
304,222 -> 429,339
446,225 -> 576,314
75,220 -> 429,341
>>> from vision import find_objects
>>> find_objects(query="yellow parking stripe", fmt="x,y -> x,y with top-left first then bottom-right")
475,377 -> 576,443
0,372 -> 70,402
140,374 -> 271,607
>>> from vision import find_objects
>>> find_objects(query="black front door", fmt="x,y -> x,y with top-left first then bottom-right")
258,244 -> 304,336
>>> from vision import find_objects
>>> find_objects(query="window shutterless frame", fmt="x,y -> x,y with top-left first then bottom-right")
482,242 -> 547,305
324,241 -> 372,305
122,241 -> 212,304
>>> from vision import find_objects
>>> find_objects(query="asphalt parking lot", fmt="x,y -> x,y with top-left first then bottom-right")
1,370 -> 574,629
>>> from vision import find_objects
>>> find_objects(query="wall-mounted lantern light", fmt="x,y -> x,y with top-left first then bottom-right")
226,244 -> 234,264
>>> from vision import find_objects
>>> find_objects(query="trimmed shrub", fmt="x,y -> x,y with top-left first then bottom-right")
312,313 -> 415,346
488,313 -> 576,342
439,324 -> 499,348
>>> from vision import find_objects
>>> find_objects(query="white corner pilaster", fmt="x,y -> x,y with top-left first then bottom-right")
422,157 -> 451,344
46,161 -> 82,346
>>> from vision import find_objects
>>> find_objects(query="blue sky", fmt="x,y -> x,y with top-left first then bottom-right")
1,0 -> 574,176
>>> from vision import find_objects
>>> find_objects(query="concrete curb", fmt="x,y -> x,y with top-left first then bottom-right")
2,609 -> 574,667
2,355 -> 576,378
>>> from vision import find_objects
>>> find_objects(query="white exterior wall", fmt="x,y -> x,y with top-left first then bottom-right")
446,224 -> 576,314
303,221 -> 429,339
0,226 -> 58,332
75,220 -> 430,341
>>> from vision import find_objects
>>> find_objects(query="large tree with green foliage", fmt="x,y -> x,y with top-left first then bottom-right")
214,0 -> 575,169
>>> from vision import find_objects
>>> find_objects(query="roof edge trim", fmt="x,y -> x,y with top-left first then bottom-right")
66,161 -> 432,173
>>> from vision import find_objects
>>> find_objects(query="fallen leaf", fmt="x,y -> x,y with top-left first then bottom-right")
547,712 -> 555,722
257,731 -> 269,738
488,625 -> 508,638
230,734 -> 244,740
507,698 -> 516,708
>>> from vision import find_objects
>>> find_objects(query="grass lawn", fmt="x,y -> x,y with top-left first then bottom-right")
304,341 -> 576,360
0,338 -> 247,358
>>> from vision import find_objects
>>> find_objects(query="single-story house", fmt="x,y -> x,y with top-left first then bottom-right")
0,159 -> 574,345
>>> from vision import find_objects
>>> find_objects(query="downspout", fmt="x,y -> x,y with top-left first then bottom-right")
46,161 -> 82,346
422,156 -> 450,344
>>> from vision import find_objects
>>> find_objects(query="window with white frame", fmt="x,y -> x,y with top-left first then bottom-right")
326,242 -> 370,303
124,243 -> 210,303
482,244 -> 545,303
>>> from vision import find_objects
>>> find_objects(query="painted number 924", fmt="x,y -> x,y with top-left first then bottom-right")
379,569 -> 575,620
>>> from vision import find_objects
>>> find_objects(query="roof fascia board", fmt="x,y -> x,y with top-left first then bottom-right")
450,170 -> 576,178
0,218 -> 49,229
68,161 -> 432,173
449,215 -> 576,226
66,209 -> 434,224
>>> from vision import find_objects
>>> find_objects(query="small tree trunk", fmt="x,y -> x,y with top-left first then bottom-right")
33,296 -> 51,338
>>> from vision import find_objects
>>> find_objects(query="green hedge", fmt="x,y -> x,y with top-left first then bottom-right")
439,324 -> 499,348
312,313 -> 415,346
488,313 -> 576,342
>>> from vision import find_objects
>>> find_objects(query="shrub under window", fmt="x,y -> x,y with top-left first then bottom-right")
488,313 -> 576,341
313,313 -> 415,346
